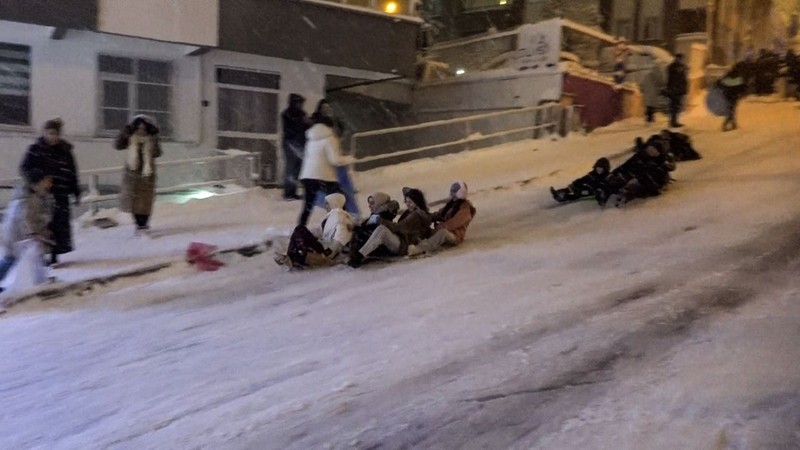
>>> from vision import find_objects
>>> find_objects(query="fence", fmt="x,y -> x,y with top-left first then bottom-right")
349,104 -> 573,171
0,150 -> 261,214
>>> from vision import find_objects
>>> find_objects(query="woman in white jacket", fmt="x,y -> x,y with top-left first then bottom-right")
298,99 -> 350,227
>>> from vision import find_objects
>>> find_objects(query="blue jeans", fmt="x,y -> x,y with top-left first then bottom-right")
0,255 -> 16,284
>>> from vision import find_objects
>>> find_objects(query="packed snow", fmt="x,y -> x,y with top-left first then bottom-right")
2,98 -> 800,449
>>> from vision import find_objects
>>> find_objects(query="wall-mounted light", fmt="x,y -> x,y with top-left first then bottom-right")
456,68 -> 466,75
384,1 -> 398,13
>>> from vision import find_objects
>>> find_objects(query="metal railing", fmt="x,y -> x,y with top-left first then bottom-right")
350,104 -> 570,171
0,150 -> 261,214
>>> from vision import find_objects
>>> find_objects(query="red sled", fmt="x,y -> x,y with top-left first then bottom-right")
186,242 -> 225,271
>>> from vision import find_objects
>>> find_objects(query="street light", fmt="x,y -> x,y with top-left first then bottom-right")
384,1 -> 398,13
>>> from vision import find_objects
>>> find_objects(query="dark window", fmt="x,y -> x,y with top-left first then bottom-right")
0,42 -> 31,125
216,68 -> 280,89
217,88 -> 278,134
98,55 -> 172,135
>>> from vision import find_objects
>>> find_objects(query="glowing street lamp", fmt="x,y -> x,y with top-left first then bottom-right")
384,1 -> 398,13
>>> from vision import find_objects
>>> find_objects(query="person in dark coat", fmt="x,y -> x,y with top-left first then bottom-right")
281,94 -> 311,200
550,158 -> 611,204
114,115 -> 162,235
347,187 -> 432,268
665,53 -> 688,128
19,118 -> 80,265
658,130 -> 701,161
603,140 -> 675,207
717,64 -> 747,131
348,192 -> 400,259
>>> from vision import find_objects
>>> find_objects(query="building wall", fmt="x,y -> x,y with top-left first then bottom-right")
97,0 -> 219,47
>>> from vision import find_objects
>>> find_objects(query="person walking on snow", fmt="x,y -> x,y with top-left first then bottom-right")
348,187 -> 432,268
281,93 -> 311,200
407,181 -> 476,257
665,53 -> 688,128
19,118 -> 80,266
717,64 -> 747,132
641,63 -> 666,124
297,99 -> 350,227
115,115 -> 162,236
0,170 -> 54,293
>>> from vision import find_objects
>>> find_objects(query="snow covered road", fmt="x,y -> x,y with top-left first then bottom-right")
2,99 -> 800,449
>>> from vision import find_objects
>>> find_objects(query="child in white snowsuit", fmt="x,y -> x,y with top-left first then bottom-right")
319,192 -> 354,257
0,171 -> 54,291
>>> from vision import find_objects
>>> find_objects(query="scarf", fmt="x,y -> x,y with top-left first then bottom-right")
127,134 -> 155,176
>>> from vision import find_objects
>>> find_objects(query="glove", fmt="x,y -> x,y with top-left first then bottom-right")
367,214 -> 381,225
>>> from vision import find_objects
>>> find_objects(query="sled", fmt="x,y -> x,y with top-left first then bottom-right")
706,86 -> 730,117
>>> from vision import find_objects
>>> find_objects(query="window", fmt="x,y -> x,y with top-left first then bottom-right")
643,16 -> 662,40
0,43 -> 31,126
615,19 -> 634,42
98,55 -> 172,135
216,68 -> 280,135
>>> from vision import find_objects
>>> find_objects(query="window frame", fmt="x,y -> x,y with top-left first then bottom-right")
215,66 -> 281,139
0,42 -> 32,128
97,54 -> 173,137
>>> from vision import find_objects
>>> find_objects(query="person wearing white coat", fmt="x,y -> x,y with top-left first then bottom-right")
297,99 -> 350,226
320,192 -> 354,256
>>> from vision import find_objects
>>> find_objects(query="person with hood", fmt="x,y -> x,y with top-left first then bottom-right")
281,93 -> 311,200
665,53 -> 688,128
641,63 -> 666,124
348,192 -> 401,257
19,118 -> 80,265
298,99 -> 351,227
347,187 -> 432,268
658,129 -> 701,161
717,64 -> 747,131
277,193 -> 354,268
603,140 -> 675,207
550,158 -> 612,204
0,170 -> 54,292
115,114 -> 162,236
407,181 -> 476,256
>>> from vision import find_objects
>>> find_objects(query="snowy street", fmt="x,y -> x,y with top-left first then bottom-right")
2,100 -> 800,449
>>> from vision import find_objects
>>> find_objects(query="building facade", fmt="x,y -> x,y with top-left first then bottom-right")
0,0 -> 420,183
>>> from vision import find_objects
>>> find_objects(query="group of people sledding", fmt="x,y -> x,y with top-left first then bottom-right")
275,181 -> 477,270
550,130 -> 701,208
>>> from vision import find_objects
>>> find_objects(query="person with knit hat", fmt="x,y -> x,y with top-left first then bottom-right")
347,187 -> 431,268
549,158 -> 612,204
0,170 -> 55,292
114,114 -> 162,236
19,118 -> 80,265
348,192 -> 401,257
407,181 -> 476,257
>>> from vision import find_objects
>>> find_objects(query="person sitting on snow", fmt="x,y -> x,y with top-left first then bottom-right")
0,170 -> 54,293
550,157 -> 612,204
348,187 -> 432,268
348,192 -> 400,258
602,140 -> 675,207
277,193 -> 354,268
407,181 -> 476,257
657,129 -> 701,161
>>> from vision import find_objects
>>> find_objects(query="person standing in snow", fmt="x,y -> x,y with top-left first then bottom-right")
0,170 -> 54,293
19,118 -> 80,266
114,115 -> 162,236
665,53 -> 688,128
407,181 -> 476,257
348,187 -> 432,268
297,99 -> 349,227
550,158 -> 612,204
348,192 -> 401,257
281,93 -> 311,201
641,63 -> 665,124
717,64 -> 747,132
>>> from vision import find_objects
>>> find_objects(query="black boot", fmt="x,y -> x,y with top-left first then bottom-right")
347,252 -> 364,268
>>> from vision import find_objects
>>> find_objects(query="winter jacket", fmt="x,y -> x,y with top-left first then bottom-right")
299,124 -> 350,183
718,72 -> 746,104
115,129 -> 162,215
20,138 -> 79,199
378,208 -> 432,254
1,185 -> 53,258
349,198 -> 400,256
431,199 -> 476,245
641,65 -> 665,108
320,193 -> 354,249
666,60 -> 688,98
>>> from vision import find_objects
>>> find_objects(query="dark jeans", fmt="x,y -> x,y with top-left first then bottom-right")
669,96 -> 684,126
0,255 -> 16,284
724,100 -> 739,129
645,106 -> 656,123
134,214 -> 150,229
283,142 -> 303,198
298,179 -> 340,227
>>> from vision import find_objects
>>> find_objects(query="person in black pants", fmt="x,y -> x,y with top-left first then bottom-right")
281,94 -> 311,200
666,53 -> 688,128
297,100 -> 349,227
